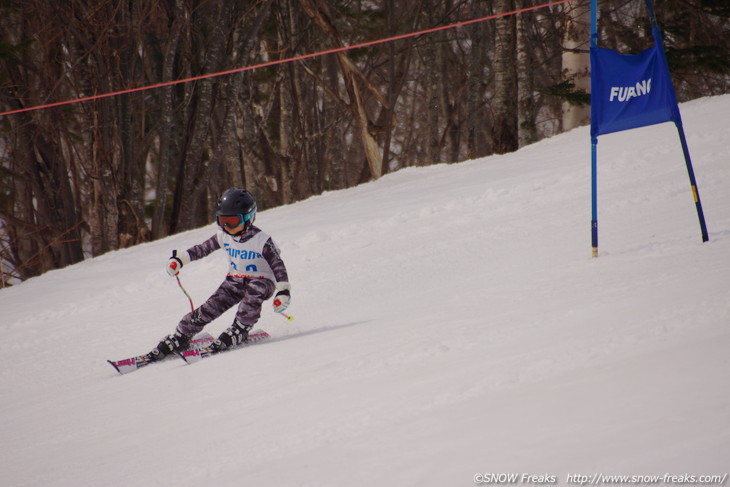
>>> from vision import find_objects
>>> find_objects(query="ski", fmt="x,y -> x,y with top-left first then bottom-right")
107,332 -> 214,375
178,329 -> 270,364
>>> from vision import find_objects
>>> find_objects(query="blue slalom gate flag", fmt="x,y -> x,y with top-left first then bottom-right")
590,44 -> 681,137
588,0 -> 709,257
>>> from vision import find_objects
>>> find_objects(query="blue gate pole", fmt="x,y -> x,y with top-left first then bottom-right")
644,0 -> 709,243
590,0 -> 599,257
676,121 -> 710,242
591,137 -> 598,257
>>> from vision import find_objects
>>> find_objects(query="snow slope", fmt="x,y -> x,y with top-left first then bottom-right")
1,95 -> 729,487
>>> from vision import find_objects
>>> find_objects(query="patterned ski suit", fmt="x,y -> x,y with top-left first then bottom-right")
176,226 -> 289,337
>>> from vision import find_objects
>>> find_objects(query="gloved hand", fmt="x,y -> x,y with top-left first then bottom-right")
273,290 -> 291,313
165,250 -> 190,277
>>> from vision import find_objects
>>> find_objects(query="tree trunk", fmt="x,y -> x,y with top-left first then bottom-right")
561,0 -> 591,130
517,1 -> 540,147
492,0 -> 519,154
172,3 -> 229,232
467,1 -> 491,159
151,0 -> 185,240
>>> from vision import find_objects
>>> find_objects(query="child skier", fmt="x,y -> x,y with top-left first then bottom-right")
147,188 -> 291,360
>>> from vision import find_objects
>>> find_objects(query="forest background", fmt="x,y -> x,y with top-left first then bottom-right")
1,0 -> 728,285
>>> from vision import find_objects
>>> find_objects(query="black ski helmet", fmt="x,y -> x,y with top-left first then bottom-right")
216,188 -> 257,233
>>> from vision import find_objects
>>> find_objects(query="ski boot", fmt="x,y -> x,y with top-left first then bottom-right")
210,320 -> 253,352
146,329 -> 191,362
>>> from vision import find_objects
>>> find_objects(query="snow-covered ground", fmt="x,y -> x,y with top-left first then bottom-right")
1,95 -> 729,487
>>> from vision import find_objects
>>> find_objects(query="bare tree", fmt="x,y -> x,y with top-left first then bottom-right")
298,0 -> 385,179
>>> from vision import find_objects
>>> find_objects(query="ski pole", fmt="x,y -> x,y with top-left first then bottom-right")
175,275 -> 195,312
279,312 -> 294,322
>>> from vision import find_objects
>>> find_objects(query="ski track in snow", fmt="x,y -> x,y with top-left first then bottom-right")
1,95 -> 729,487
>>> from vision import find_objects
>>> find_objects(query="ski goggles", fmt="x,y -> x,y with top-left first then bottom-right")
217,213 -> 253,229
